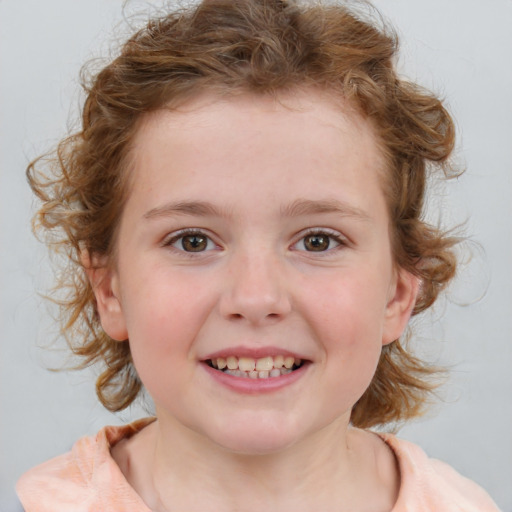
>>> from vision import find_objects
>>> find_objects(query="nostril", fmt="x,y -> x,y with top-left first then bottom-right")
228,312 -> 282,321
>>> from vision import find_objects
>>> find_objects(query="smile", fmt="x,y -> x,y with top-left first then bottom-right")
206,355 -> 304,379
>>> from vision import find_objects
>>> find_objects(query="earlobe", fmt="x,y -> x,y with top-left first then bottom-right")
82,251 -> 128,342
382,269 -> 420,346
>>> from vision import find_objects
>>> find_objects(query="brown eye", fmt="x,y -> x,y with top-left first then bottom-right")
303,234 -> 331,251
181,234 -> 208,252
166,230 -> 217,254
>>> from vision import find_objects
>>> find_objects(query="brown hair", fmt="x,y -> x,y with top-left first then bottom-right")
28,0 -> 459,428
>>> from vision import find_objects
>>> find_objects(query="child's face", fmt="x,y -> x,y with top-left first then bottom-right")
94,90 -> 417,453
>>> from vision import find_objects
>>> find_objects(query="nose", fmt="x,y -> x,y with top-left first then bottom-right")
219,248 -> 292,325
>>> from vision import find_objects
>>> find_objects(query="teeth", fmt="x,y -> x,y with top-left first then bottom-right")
227,356 -> 238,370
255,356 -> 273,372
209,354 -> 305,378
238,357 -> 255,372
284,356 -> 295,369
273,355 -> 284,368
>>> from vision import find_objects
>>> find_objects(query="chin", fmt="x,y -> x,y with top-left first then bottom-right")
205,417 -> 303,456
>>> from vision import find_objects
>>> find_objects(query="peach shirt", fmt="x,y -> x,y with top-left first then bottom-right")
17,418 -> 501,511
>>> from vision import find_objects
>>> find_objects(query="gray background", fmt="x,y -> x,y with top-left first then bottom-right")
1,1 -> 511,510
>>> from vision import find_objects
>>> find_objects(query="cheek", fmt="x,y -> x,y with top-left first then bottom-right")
301,272 -> 388,391
120,270 -> 219,375
303,272 -> 389,341
122,265 -> 208,330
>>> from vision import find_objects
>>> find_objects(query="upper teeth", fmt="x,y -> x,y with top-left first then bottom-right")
211,355 -> 300,371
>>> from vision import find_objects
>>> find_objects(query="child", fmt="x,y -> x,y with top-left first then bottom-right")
16,0 -> 501,510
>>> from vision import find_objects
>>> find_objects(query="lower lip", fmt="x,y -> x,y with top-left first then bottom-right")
201,362 -> 309,394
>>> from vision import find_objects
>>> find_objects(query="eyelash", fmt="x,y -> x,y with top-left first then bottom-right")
291,229 -> 347,254
162,228 -> 347,255
161,229 -> 219,255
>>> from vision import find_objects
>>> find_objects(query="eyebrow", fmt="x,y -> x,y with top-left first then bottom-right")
143,201 -> 228,219
281,198 -> 371,222
143,198 -> 371,221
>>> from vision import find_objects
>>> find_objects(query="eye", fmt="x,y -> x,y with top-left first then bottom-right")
164,230 -> 217,253
292,230 -> 344,252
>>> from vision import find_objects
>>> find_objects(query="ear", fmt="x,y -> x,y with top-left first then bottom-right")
382,268 -> 420,346
82,251 -> 128,342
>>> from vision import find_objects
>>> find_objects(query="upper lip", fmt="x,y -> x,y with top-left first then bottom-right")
201,345 -> 310,361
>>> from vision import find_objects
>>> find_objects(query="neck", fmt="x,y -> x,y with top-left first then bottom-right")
124,414 -> 398,512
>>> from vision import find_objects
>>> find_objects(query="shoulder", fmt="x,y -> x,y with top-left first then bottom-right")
378,433 -> 501,512
16,418 -> 155,512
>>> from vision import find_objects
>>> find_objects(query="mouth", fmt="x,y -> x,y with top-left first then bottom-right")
204,355 -> 306,379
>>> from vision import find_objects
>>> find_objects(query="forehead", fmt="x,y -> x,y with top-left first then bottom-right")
125,89 -> 387,215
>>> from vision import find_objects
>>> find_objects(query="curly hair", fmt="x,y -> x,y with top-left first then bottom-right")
28,0 -> 459,428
